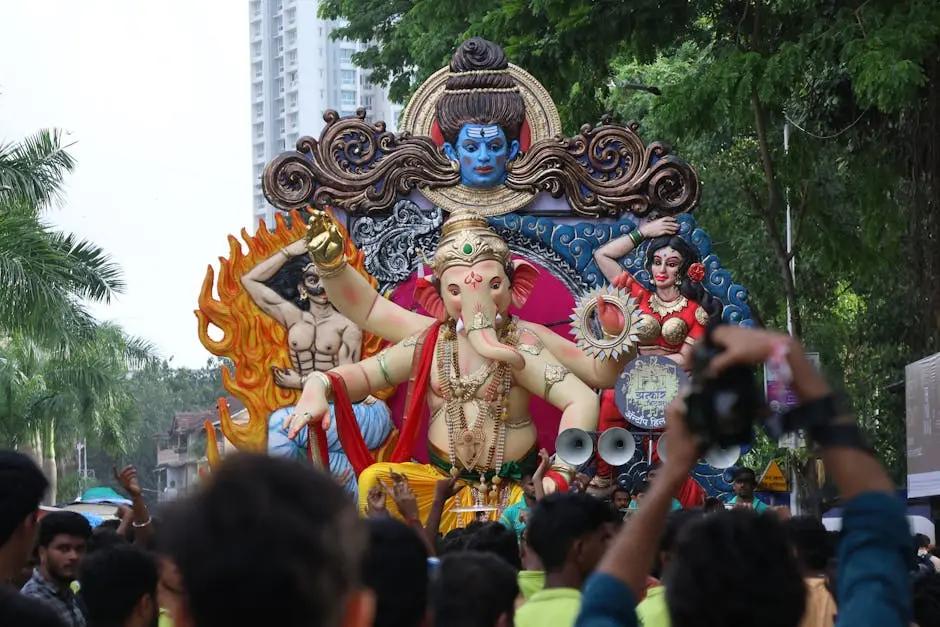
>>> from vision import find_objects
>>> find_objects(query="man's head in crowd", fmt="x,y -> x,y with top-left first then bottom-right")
463,522 -> 521,570
653,509 -> 701,579
37,511 -> 92,585
610,486 -> 631,511
732,467 -> 758,500
912,571 -> 940,627
632,480 -> 651,506
0,450 -> 49,581
666,509 -> 805,627
438,526 -> 474,556
521,473 -> 536,502
162,453 -> 372,627
526,492 -> 619,587
430,552 -> 518,627
80,544 -> 159,627
784,516 -> 831,576
0,587 -> 69,627
363,517 -> 429,627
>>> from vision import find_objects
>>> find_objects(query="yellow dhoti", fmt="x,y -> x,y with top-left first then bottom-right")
358,461 -> 525,533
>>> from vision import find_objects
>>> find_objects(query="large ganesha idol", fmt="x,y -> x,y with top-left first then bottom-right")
285,209 -> 636,529
199,36 -> 756,525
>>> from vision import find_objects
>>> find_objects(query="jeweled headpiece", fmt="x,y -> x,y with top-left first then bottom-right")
430,210 -> 510,277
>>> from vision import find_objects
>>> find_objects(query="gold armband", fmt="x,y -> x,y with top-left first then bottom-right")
376,349 -> 394,387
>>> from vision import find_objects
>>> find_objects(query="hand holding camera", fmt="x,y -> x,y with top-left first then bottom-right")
683,323 -> 867,457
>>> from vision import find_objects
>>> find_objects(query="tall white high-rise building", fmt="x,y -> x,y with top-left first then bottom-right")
249,0 -> 401,227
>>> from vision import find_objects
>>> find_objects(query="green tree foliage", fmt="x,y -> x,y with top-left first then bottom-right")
85,358 -> 231,503
0,129 -> 125,342
321,0 -> 940,484
0,324 -> 157,503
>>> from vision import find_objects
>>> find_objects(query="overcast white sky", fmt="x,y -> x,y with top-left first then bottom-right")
0,1 -> 251,367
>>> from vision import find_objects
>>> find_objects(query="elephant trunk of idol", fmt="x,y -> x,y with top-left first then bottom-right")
461,300 -> 525,371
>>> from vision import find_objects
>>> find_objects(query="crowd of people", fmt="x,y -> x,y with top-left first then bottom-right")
0,326 -> 934,627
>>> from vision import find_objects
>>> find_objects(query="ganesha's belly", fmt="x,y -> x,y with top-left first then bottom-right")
427,404 -> 538,466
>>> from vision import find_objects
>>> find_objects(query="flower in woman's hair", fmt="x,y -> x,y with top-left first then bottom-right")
687,263 -> 706,283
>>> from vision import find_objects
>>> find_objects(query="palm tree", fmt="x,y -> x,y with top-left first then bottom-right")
0,323 -> 156,503
0,129 -> 125,342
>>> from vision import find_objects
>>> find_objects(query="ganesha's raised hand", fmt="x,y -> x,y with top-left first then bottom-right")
305,209 -> 346,267
282,375 -> 332,439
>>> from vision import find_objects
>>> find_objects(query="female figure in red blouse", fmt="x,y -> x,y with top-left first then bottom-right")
590,218 -> 718,503
594,216 -> 715,370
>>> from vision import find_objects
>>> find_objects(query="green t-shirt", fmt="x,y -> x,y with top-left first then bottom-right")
515,587 -> 582,627
518,570 -> 546,601
636,585 -> 670,627
158,609 -> 174,627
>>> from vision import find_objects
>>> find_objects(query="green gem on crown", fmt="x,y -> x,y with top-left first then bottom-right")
462,243 -> 473,255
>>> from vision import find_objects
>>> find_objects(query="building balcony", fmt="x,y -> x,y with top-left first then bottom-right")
157,448 -> 197,468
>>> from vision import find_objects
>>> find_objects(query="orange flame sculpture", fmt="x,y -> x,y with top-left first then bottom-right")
195,209 -> 387,455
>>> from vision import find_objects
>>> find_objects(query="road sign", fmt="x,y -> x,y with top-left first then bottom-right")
758,459 -> 788,492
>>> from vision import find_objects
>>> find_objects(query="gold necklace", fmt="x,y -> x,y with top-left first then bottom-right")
437,319 -> 518,474
649,293 -> 688,316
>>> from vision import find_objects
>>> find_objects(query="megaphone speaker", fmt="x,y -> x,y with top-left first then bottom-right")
555,428 -> 594,466
597,428 -> 636,466
702,444 -> 741,469
656,434 -> 668,463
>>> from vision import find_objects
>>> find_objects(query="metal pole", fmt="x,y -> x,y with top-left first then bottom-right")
783,120 -> 801,515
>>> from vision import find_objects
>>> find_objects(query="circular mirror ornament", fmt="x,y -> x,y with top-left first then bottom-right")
568,286 -> 642,361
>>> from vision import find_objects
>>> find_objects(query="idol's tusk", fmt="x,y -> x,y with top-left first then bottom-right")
456,318 -> 465,333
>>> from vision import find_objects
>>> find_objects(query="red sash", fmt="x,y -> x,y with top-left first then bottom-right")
329,322 -> 442,475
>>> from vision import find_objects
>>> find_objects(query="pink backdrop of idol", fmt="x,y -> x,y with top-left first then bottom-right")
386,255 -> 573,462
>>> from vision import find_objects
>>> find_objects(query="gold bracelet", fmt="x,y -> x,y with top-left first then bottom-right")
310,371 -> 333,398
316,256 -> 347,279
280,248 -> 291,259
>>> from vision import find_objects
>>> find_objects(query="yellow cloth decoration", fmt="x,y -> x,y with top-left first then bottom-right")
358,462 -> 523,533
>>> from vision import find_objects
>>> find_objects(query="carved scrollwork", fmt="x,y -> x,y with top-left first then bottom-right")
506,119 -> 701,218
263,109 -> 459,213
262,111 -> 699,219
350,201 -> 444,293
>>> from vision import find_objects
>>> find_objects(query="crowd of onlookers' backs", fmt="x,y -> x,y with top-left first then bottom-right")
0,326 -> 935,627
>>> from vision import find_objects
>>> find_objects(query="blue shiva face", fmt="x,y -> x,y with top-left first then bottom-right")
442,124 -> 520,188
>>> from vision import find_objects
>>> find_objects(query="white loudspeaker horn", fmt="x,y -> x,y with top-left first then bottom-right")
656,434 -> 668,463
597,428 -> 636,466
702,444 -> 742,469
555,428 -> 595,466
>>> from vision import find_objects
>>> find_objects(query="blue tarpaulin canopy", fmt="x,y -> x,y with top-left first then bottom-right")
79,486 -> 132,505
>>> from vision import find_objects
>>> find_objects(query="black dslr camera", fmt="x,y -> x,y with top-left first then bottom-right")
684,324 -> 766,450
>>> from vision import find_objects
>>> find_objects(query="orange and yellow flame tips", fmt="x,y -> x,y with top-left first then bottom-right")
195,208 -> 387,453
